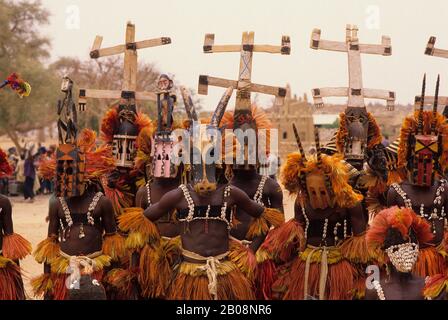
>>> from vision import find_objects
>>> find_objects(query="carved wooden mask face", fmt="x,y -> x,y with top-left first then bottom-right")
411,134 -> 438,186
344,107 -> 369,162
305,173 -> 334,210
190,122 -> 220,196
56,144 -> 86,197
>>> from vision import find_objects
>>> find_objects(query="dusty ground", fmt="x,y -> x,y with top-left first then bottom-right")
10,194 -> 50,299
10,190 -> 296,300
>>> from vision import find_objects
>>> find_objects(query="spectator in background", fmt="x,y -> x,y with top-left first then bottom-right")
23,152 -> 36,202
16,153 -> 25,186
37,147 -> 52,194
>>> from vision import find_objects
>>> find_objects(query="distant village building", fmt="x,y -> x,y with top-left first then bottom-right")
268,85 -> 314,161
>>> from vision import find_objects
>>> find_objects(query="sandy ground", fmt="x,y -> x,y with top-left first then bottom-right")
10,194 -> 50,299
10,190 -> 296,300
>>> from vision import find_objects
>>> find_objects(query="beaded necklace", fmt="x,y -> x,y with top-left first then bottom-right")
253,175 -> 268,206
146,181 -> 151,206
301,205 -> 348,244
391,180 -> 447,233
58,192 -> 103,241
372,280 -> 386,300
178,184 -> 232,232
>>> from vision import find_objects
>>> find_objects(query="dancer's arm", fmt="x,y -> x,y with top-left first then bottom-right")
230,186 -> 264,218
143,188 -> 183,221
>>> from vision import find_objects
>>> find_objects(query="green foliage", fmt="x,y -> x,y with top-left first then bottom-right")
0,0 -> 58,151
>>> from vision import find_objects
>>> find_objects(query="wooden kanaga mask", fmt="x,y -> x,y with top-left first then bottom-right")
343,106 -> 369,164
112,102 -> 139,168
56,143 -> 86,197
408,75 -> 442,187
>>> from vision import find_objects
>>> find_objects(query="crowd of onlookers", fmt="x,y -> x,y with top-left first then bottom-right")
0,144 -> 55,202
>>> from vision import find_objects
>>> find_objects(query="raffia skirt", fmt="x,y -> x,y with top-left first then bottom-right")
273,245 -> 355,300
31,250 -> 111,300
167,247 -> 255,300
0,255 -> 25,300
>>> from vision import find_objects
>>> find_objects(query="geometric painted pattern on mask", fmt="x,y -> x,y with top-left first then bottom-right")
56,143 -> 86,197
412,134 -> 438,186
112,134 -> 137,168
152,139 -> 178,178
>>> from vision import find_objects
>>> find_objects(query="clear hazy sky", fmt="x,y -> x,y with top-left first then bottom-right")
40,0 -> 448,110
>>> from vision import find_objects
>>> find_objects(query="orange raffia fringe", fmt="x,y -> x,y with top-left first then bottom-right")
102,179 -> 134,217
33,236 -> 60,264
0,148 -> 13,177
246,208 -> 285,240
2,233 -> 32,260
270,262 -> 293,300
167,259 -> 255,300
221,105 -> 272,157
0,255 -> 25,300
30,273 -> 54,298
339,232 -> 372,264
32,248 -> 110,299
118,207 -> 160,250
255,259 -> 278,300
100,106 -> 152,144
221,105 -> 272,131
280,152 -> 364,209
38,129 -> 115,181
366,206 -> 433,252
134,126 -> 154,174
103,267 -> 138,297
280,246 -> 355,300
49,254 -> 111,275
413,245 -> 446,277
351,265 -> 368,300
257,219 -> 305,264
254,219 -> 305,300
102,233 -> 126,262
336,112 -> 383,153
228,239 -> 257,282
100,107 -> 119,143
139,236 -> 181,299
423,274 -> 448,299
135,112 -> 152,132
280,152 -> 304,195
397,110 -> 448,173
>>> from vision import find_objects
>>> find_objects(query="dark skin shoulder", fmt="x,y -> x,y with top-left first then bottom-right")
230,171 -> 283,251
144,184 -> 264,258
135,186 -> 147,209
135,178 -> 180,238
